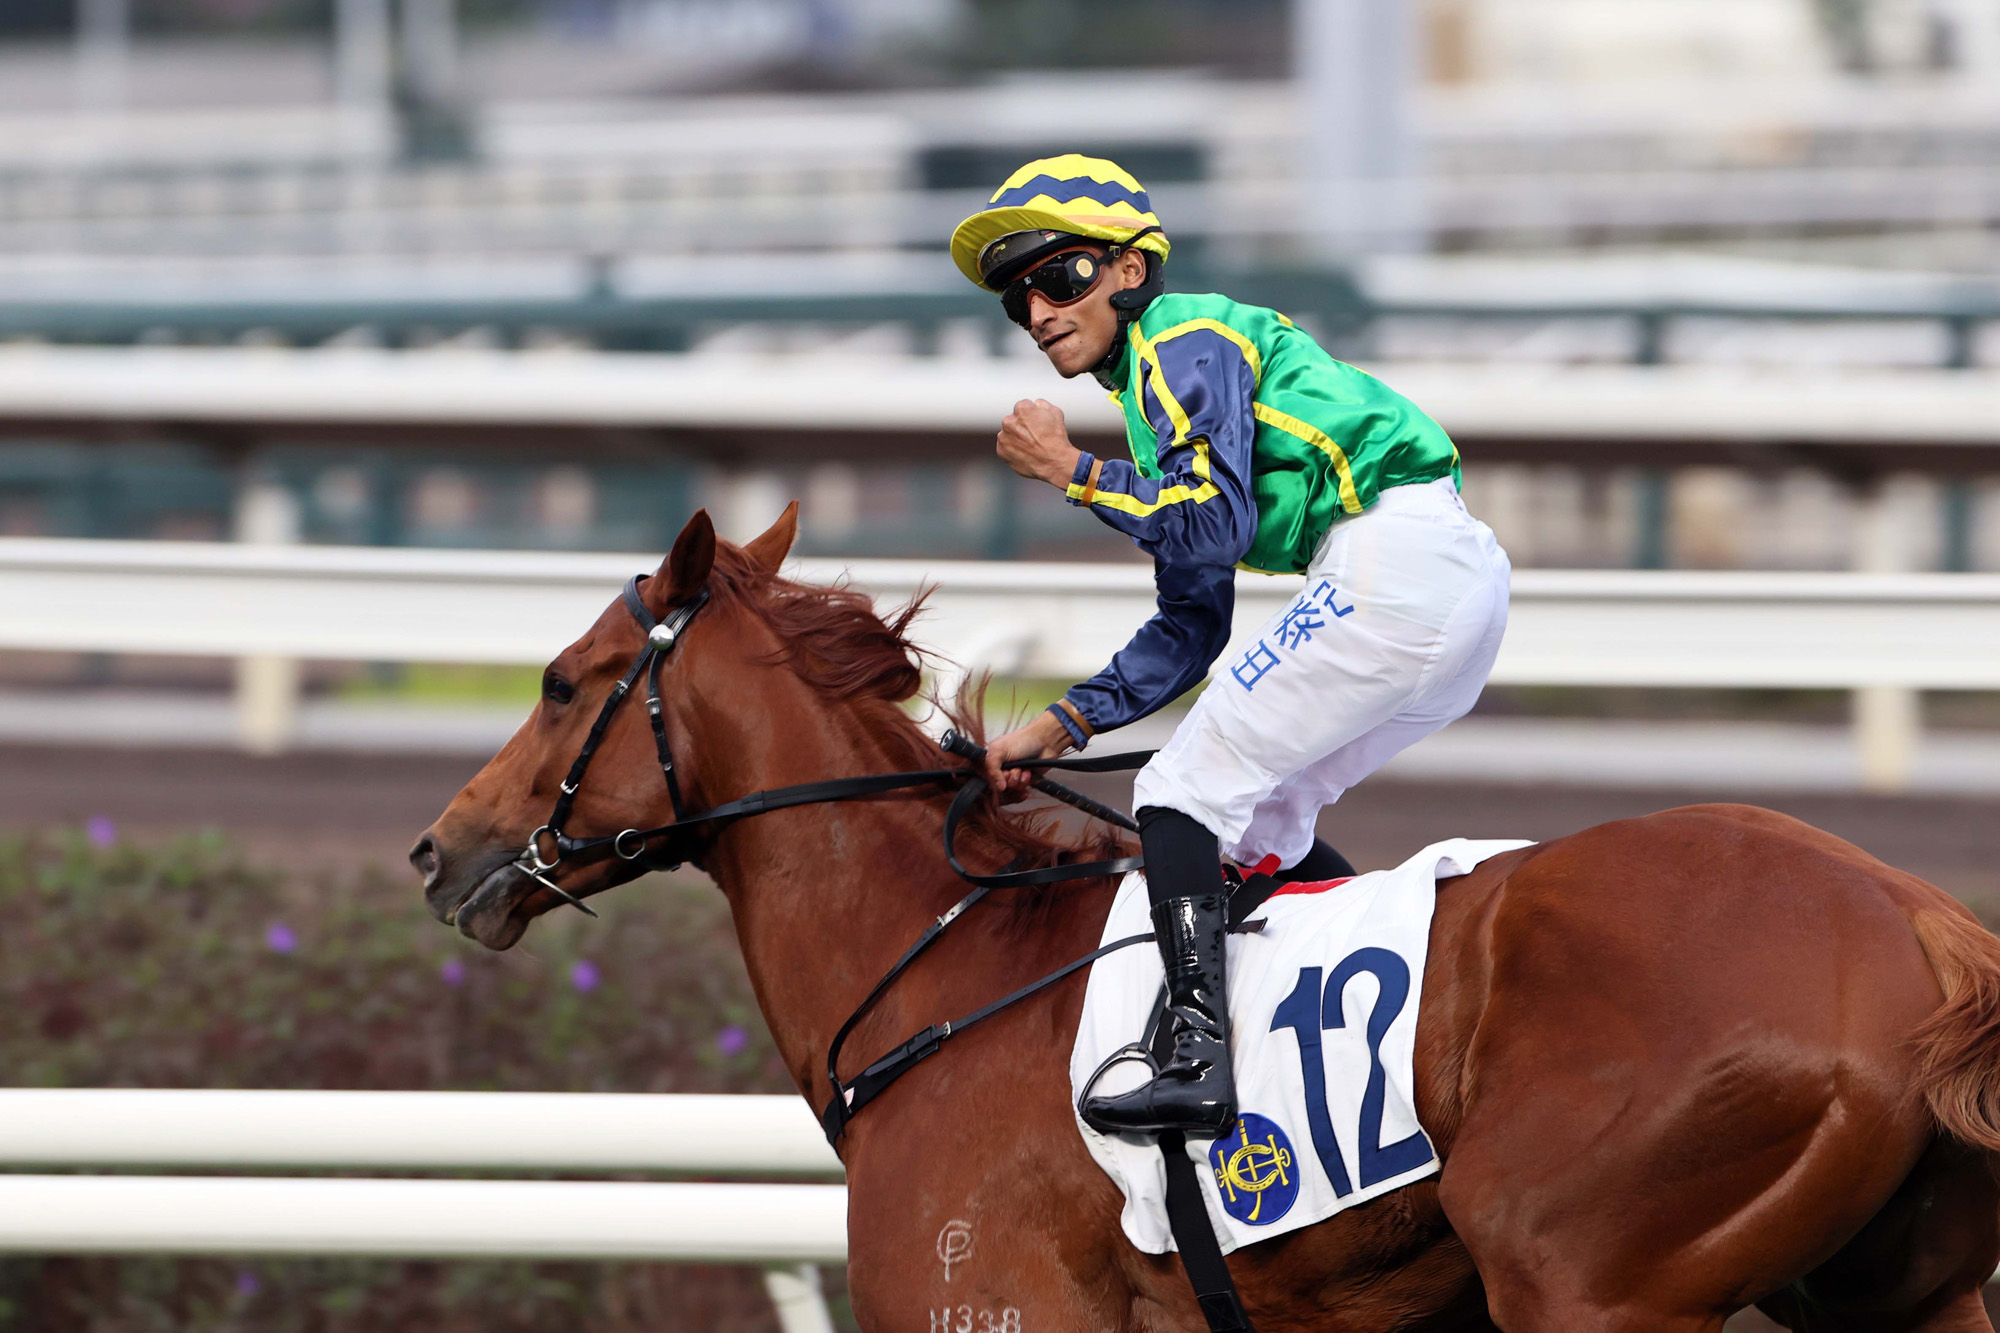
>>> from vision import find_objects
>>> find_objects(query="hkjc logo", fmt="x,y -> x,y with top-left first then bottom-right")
1208,1112 -> 1298,1225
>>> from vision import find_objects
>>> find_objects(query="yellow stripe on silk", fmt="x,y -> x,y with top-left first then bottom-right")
1088,439 -> 1221,518
1145,319 -> 1265,385
1252,403 -> 1364,514
1128,326 -> 1193,447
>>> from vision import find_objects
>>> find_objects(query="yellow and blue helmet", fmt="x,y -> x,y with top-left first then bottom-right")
950,154 -> 1172,292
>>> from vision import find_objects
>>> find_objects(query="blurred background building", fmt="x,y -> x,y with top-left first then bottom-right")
3,0 -> 2000,739
1,0 -> 1996,554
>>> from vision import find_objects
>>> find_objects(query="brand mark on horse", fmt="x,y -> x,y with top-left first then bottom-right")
930,1306 -> 1020,1333
1210,1112 -> 1300,1225
936,1218 -> 974,1281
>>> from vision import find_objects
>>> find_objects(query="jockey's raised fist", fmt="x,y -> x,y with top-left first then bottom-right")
996,399 -> 1082,489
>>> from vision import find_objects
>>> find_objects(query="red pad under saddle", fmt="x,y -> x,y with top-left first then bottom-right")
1246,855 -> 1354,900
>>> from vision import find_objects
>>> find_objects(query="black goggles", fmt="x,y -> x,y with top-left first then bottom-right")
999,247 -> 1111,327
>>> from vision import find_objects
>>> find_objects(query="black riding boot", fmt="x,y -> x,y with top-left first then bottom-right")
1082,807 -> 1237,1137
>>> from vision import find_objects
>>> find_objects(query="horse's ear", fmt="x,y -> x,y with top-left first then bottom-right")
650,509 -> 715,611
741,500 -> 799,573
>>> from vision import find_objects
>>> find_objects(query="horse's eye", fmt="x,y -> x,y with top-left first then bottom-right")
542,674 -> 575,706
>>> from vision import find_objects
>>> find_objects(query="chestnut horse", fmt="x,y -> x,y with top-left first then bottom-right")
413,506 -> 2000,1333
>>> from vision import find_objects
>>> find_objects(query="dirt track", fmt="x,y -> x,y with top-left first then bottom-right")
3,742 -> 1997,918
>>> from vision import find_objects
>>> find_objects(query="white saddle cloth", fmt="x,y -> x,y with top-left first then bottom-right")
1070,838 -> 1532,1255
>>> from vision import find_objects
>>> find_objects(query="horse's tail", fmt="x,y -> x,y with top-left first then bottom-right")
1908,903 -> 2000,1154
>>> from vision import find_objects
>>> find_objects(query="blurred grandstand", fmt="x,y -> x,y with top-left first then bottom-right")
4,0 -> 2000,683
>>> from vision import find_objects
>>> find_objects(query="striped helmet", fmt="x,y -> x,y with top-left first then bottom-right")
950,154 -> 1172,292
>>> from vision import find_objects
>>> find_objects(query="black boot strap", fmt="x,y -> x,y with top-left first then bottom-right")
1149,878 -> 1264,1331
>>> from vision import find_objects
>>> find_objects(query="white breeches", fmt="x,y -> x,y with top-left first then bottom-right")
1131,476 -> 1512,869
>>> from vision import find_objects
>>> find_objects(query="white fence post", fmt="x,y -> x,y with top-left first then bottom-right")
1852,474 -> 1934,791
764,1265 -> 839,1333
233,475 -> 304,755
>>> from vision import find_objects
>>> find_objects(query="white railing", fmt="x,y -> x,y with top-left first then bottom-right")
3,538 -> 1993,786
0,1090 -> 845,1332
2,346 -> 1998,445
0,1088 -> 843,1174
8,538 -> 2000,686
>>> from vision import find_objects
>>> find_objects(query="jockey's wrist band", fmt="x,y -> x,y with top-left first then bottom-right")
1065,453 -> 1102,506
1051,698 -> 1094,750
1079,459 -> 1103,506
1047,705 -> 1087,752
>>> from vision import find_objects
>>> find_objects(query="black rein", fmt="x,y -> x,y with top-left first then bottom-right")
518,575 -> 1157,1146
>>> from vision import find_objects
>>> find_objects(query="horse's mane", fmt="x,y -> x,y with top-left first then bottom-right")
702,543 -> 1131,900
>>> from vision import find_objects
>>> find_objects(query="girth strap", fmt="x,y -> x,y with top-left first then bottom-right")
1145,867 -> 1270,1333
1162,1131 -> 1256,1332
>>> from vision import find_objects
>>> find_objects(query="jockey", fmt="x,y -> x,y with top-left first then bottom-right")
952,155 -> 1512,1138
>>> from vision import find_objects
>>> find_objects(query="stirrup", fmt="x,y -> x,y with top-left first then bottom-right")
1076,1043 -> 1160,1132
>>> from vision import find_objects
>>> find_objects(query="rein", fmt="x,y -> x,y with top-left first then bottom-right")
515,575 -> 1157,1144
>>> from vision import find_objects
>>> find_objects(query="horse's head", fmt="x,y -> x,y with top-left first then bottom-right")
410,503 -> 803,950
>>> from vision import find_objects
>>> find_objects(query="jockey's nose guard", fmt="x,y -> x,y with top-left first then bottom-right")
514,576 -> 710,913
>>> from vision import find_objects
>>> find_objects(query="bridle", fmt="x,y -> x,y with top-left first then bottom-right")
506,573 -> 1157,1142
511,577 -> 713,915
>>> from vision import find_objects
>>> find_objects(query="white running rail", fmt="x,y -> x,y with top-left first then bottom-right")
0,1088 -> 843,1174
5,537 -> 1999,788
0,1175 -> 847,1263
0,1090 -> 845,1332
5,538 -> 2000,688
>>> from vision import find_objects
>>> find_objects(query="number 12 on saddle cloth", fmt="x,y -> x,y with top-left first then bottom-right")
1070,839 -> 1533,1255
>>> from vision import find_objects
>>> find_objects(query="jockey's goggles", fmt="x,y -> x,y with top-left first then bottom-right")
999,247 -> 1112,327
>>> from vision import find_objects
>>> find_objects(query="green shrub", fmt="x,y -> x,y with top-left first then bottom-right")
0,829 -> 842,1332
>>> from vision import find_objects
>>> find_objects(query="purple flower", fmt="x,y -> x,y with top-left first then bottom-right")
234,1270 -> 259,1298
715,1024 -> 749,1057
85,816 -> 116,849
264,923 -> 296,954
439,957 -> 466,987
569,960 -> 599,993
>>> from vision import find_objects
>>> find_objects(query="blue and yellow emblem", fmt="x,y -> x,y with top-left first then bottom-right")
1208,1112 -> 1298,1226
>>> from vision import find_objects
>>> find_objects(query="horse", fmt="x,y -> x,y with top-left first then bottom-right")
412,505 -> 2000,1332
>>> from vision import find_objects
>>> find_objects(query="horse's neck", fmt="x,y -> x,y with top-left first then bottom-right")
698,703 -> 969,1101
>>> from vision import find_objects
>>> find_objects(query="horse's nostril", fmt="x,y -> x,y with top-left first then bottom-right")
411,834 -> 441,887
